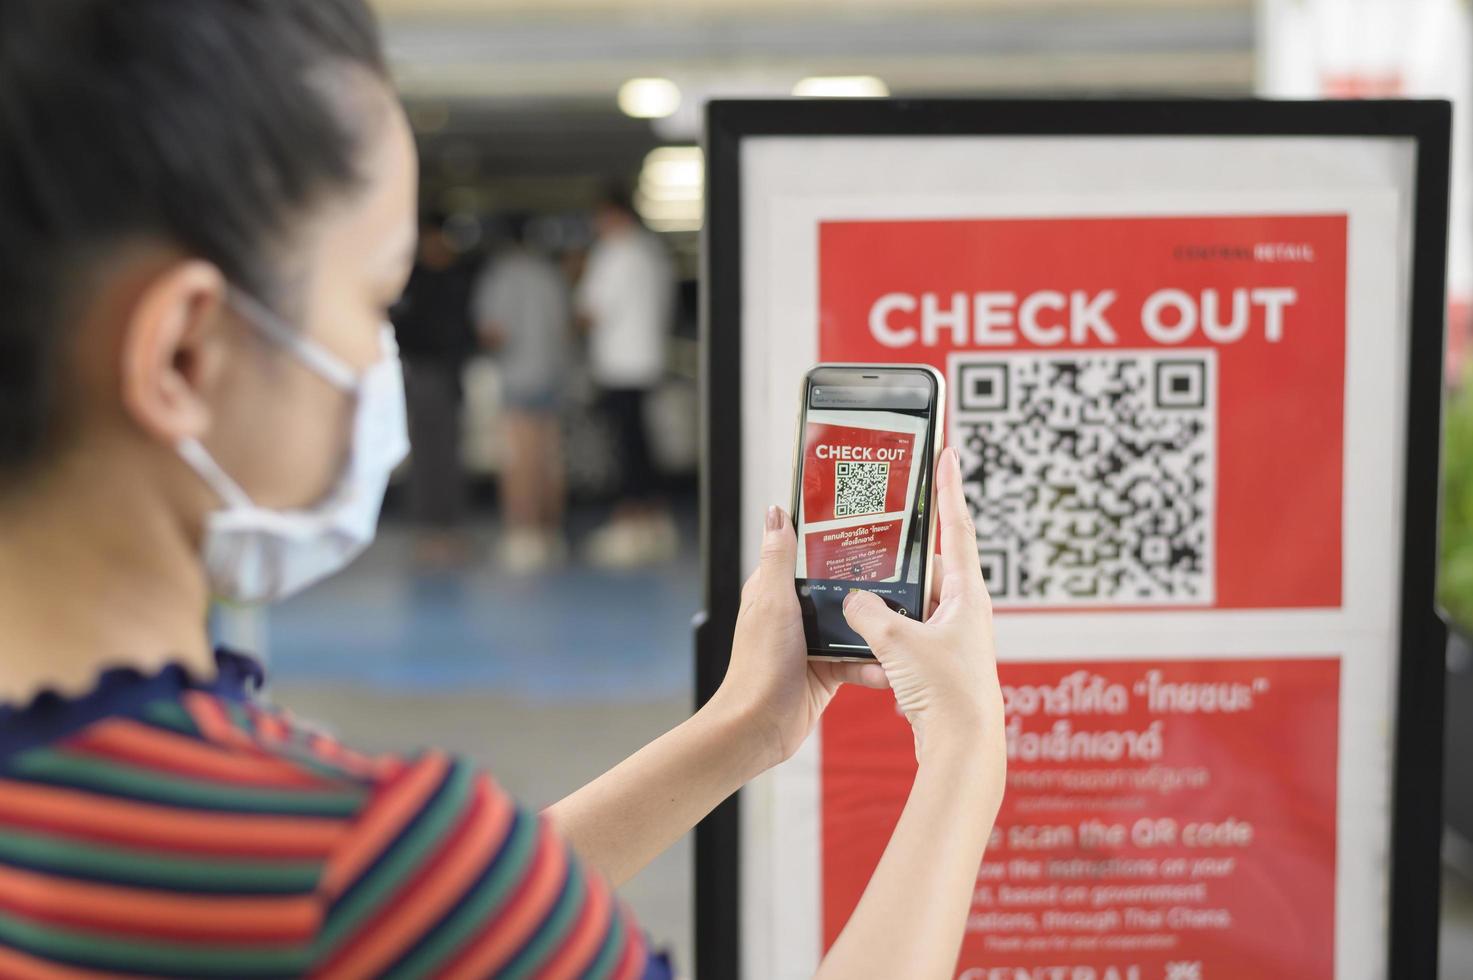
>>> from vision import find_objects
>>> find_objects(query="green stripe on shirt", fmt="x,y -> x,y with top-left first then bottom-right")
0,828 -> 320,893
498,850 -> 584,980
314,760 -> 474,954
0,913 -> 312,977
139,701 -> 199,735
8,749 -> 363,816
377,805 -> 540,980
583,904 -> 631,980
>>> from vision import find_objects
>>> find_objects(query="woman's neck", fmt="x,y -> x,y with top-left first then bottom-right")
0,444 -> 215,705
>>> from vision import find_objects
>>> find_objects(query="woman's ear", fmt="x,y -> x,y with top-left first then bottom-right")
118,259 -> 228,446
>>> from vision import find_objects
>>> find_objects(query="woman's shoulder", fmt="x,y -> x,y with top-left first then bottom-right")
0,658 -> 654,978
0,648 -> 407,816
0,677 -> 662,978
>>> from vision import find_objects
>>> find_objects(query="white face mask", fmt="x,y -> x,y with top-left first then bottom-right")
177,292 -> 410,604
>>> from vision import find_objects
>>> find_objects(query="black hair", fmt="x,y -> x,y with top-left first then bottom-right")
0,0 -> 389,472
501,211 -> 534,247
596,181 -> 637,219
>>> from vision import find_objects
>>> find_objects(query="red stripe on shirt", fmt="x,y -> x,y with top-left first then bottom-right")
312,776 -> 513,979
611,912 -> 649,980
0,778 -> 346,858
532,862 -> 613,979
0,862 -> 320,943
252,710 -> 291,744
63,718 -> 330,789
317,750 -> 451,899
0,943 -> 124,980
434,820 -> 569,980
182,692 -> 267,755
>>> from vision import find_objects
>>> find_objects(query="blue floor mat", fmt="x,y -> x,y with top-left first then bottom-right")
256,512 -> 701,703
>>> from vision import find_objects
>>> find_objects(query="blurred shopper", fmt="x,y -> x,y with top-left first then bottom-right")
476,214 -> 573,573
393,214 -> 475,568
577,186 -> 678,567
0,3 -> 1006,978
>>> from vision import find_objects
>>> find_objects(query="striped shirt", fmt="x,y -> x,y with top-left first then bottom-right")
0,650 -> 661,979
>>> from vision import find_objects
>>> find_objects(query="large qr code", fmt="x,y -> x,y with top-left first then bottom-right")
834,460 -> 890,517
949,350 -> 1216,606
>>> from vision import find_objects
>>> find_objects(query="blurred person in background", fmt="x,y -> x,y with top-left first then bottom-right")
476,213 -> 573,573
0,2 -> 1007,978
392,213 -> 475,568
577,186 -> 677,568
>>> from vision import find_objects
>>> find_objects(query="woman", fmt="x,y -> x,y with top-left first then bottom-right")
0,2 -> 1006,978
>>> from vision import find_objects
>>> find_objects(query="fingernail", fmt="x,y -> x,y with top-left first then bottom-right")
766,505 -> 782,532
843,589 -> 862,612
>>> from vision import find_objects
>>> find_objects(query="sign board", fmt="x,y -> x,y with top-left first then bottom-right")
696,100 -> 1450,980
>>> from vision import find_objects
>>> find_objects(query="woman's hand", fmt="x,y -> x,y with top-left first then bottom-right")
706,505 -> 889,775
841,446 -> 1004,762
814,454 -> 1004,979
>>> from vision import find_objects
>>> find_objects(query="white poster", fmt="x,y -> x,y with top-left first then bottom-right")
733,134 -> 1417,980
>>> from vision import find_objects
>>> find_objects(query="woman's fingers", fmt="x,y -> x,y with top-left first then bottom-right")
934,446 -> 988,605
925,550 -> 943,618
815,659 -> 891,690
755,505 -> 797,588
841,589 -> 915,661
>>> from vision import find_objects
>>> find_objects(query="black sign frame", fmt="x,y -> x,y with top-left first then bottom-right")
696,98 -> 1451,980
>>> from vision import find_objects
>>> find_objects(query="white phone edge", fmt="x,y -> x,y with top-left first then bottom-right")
791,362 -> 947,661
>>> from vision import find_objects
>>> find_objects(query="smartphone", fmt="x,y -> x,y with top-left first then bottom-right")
791,364 -> 945,660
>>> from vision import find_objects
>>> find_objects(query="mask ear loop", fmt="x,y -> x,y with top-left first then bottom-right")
225,291 -> 359,391
177,437 -> 256,510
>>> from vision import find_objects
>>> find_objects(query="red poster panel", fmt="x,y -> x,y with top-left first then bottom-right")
799,416 -> 923,581
818,215 -> 1347,610
821,659 -> 1341,979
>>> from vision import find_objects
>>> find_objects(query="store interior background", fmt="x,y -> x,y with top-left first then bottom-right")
217,0 -> 1473,974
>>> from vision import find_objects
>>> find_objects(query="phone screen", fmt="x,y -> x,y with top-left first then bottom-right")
793,366 -> 940,658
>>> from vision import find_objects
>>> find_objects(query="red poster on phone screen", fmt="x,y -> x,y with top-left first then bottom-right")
799,417 -> 922,582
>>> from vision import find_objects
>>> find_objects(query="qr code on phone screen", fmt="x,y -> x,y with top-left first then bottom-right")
834,460 -> 889,517
949,350 -> 1216,606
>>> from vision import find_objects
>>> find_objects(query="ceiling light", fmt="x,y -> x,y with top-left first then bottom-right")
637,146 -> 704,232
792,75 -> 889,98
618,77 -> 681,119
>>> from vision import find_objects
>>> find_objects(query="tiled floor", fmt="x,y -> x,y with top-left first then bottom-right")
250,509 -> 1473,979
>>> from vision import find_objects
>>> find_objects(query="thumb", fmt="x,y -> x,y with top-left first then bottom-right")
841,590 -> 910,658
813,659 -> 891,691
757,505 -> 797,582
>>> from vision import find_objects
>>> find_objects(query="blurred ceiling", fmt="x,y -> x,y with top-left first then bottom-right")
373,0 -> 1251,100
371,0 -> 1254,212
371,0 -> 1241,17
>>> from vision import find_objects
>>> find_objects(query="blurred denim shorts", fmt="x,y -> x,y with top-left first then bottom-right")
502,387 -> 562,414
